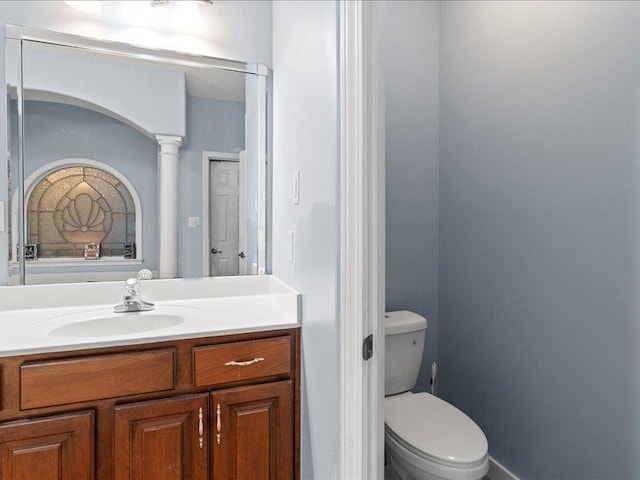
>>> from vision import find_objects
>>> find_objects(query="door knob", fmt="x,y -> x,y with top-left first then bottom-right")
211,248 -> 222,254
238,252 -> 246,259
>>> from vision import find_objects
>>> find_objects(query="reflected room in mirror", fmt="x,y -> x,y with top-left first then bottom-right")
4,27 -> 269,285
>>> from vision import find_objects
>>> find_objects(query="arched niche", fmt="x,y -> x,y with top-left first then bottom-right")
11,159 -> 143,262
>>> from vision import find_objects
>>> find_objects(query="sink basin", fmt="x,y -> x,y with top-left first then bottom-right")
31,305 -> 203,338
49,314 -> 184,337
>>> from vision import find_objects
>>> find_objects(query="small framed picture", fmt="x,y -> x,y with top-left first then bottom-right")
24,244 -> 38,261
84,242 -> 100,260
124,243 -> 136,260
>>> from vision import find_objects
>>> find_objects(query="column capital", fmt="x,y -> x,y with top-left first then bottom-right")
155,134 -> 183,148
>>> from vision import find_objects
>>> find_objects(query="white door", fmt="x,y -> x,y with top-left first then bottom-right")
209,160 -> 240,276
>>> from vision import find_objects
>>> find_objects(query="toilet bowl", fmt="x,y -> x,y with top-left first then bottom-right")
385,392 -> 488,480
384,311 -> 489,480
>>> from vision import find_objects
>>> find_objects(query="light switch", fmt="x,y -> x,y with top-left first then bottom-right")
293,170 -> 300,205
188,217 -> 200,228
287,231 -> 294,263
0,201 -> 4,233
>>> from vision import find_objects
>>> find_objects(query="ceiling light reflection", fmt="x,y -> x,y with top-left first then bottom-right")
64,1 -> 103,14
173,1 -> 203,30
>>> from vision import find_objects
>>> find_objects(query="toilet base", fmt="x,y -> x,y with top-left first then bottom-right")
387,445 -> 450,480
385,432 -> 488,480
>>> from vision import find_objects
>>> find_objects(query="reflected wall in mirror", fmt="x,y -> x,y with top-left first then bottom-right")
5,27 -> 269,285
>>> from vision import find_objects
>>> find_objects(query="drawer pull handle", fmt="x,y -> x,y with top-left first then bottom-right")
198,407 -> 204,449
216,403 -> 221,445
224,357 -> 265,367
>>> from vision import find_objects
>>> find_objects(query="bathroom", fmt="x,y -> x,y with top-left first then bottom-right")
0,1 -> 637,480
387,2 -> 640,478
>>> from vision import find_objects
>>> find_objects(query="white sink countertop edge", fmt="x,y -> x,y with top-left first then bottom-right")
0,276 -> 301,357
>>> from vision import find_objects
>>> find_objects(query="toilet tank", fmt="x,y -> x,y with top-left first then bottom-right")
385,311 -> 427,396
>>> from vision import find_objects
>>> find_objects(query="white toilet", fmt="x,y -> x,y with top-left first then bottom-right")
385,311 -> 489,480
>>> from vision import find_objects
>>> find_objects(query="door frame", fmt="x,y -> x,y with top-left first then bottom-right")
202,151 -> 246,277
340,1 -> 386,479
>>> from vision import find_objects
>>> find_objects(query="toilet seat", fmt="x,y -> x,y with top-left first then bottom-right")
384,392 -> 488,469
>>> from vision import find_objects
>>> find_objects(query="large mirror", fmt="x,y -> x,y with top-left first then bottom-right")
4,26 -> 269,285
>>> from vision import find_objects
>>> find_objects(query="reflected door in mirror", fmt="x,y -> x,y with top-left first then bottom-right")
209,159 -> 243,276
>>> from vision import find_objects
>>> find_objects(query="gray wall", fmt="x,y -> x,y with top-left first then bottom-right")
385,1 -> 440,393
272,1 -> 340,478
439,1 -> 640,477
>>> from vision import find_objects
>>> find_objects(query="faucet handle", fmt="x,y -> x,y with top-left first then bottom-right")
125,277 -> 139,296
137,269 -> 153,281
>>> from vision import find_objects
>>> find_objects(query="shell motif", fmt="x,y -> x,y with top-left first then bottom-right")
58,193 -> 109,244
62,193 -> 105,232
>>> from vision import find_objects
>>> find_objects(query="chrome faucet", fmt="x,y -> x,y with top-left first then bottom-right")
114,269 -> 155,313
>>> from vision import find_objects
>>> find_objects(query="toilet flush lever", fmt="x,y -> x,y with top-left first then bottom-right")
430,362 -> 438,396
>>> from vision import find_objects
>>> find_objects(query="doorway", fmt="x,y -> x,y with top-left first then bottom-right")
202,151 -> 247,277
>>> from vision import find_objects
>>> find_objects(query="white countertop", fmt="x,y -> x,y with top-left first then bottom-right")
0,275 -> 300,357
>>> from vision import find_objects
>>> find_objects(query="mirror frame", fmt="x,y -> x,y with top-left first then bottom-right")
5,24 -> 269,285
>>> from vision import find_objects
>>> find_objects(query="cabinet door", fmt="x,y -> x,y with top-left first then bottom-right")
0,411 -> 94,480
212,381 -> 293,480
114,394 -> 208,480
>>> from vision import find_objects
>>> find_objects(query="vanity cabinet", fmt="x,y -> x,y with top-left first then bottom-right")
0,411 -> 94,480
114,394 -> 209,480
212,381 -> 293,480
0,328 -> 300,480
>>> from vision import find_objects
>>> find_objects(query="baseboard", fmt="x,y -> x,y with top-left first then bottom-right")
488,456 -> 519,480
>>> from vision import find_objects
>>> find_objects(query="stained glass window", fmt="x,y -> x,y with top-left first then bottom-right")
27,166 -> 136,259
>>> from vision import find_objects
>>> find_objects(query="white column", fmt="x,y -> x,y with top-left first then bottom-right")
156,135 -> 183,279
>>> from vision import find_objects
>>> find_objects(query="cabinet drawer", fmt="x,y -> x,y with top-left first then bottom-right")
21,349 -> 175,409
194,337 -> 291,387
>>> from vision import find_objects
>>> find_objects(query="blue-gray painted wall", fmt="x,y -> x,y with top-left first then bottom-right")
10,96 -> 244,282
21,100 -> 159,274
439,1 -> 640,477
385,0 -> 440,393
179,95 -> 246,278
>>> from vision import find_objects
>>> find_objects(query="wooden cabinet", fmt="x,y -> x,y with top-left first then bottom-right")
0,329 -> 299,480
194,337 -> 291,387
21,349 -> 175,409
114,394 -> 208,480
212,381 -> 293,480
0,411 -> 94,480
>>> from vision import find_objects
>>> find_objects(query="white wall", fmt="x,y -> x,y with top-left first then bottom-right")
23,43 -> 186,138
272,1 -> 341,478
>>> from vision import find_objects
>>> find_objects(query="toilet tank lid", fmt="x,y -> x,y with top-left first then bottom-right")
385,311 -> 427,335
